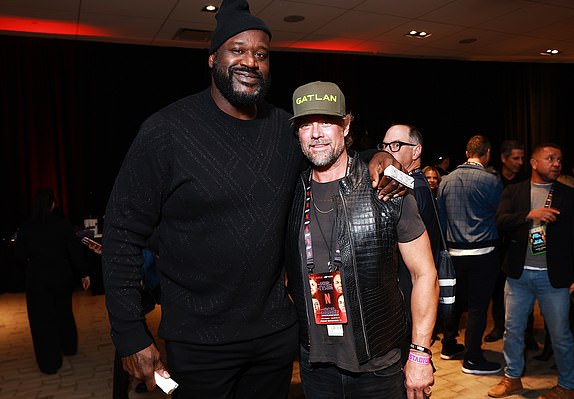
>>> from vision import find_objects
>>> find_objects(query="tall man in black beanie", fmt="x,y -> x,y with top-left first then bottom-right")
102,0 -> 405,397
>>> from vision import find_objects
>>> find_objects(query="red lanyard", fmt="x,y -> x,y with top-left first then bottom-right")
303,156 -> 352,272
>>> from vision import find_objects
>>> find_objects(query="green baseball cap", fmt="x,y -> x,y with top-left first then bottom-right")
290,81 -> 346,121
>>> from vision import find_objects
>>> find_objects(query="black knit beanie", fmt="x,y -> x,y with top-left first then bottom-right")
209,0 -> 271,54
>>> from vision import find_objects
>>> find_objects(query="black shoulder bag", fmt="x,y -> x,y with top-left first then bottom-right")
429,189 -> 456,321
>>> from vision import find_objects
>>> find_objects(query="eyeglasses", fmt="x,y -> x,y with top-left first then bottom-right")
378,141 -> 417,152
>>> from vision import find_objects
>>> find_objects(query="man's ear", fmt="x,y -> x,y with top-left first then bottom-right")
343,125 -> 350,137
413,144 -> 422,161
530,158 -> 537,170
343,117 -> 351,137
485,148 -> 491,163
208,53 -> 216,68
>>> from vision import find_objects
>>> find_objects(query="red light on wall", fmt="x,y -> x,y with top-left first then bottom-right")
281,38 -> 379,53
0,16 -> 109,37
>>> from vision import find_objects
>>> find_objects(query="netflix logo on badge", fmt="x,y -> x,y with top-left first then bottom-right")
309,272 -> 347,325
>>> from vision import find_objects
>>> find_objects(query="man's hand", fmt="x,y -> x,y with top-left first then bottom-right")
368,151 -> 408,201
527,207 -> 560,224
81,276 -> 91,291
122,343 -> 169,392
404,360 -> 434,399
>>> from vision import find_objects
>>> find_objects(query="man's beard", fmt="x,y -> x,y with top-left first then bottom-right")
301,140 -> 345,167
212,58 -> 271,106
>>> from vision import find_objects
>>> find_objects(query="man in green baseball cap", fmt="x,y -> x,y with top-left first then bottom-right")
290,81 -> 346,120
102,0 -> 409,393
290,81 -> 350,167
285,81 -> 439,399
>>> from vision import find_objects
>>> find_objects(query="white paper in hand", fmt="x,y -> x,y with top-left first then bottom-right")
154,371 -> 179,395
383,165 -> 414,189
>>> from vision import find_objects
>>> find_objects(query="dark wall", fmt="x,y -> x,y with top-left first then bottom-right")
1,35 -> 573,234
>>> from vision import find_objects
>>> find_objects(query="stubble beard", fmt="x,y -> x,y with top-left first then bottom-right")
302,141 -> 345,168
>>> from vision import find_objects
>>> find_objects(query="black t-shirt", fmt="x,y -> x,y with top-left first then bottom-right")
501,171 -> 528,187
305,178 -> 425,372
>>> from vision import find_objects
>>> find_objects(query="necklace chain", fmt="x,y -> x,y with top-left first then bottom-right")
310,191 -> 334,214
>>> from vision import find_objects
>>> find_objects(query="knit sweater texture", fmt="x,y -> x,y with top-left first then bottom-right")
103,88 -> 302,356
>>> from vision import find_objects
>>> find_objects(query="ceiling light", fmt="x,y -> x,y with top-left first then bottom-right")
284,15 -> 305,23
405,30 -> 431,39
173,28 -> 212,42
540,48 -> 560,56
202,4 -> 218,12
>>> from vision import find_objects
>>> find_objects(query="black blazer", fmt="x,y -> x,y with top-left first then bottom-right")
496,179 -> 574,288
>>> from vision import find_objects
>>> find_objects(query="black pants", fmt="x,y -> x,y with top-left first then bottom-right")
490,269 -> 506,331
167,323 -> 298,399
442,250 -> 499,361
300,347 -> 406,399
26,285 -> 77,373
113,350 -> 130,399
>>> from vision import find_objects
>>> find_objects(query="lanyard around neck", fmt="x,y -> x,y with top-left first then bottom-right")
544,185 -> 554,208
303,156 -> 352,272
532,184 -> 554,227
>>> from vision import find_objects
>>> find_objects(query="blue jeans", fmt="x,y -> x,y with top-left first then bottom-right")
504,270 -> 574,389
299,347 -> 406,398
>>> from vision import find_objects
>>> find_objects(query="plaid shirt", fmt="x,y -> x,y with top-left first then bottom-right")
437,163 -> 502,249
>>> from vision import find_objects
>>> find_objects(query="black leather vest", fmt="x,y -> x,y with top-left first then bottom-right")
285,154 -> 407,364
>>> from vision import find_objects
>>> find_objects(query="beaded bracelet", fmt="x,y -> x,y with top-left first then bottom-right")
408,352 -> 431,365
409,343 -> 432,357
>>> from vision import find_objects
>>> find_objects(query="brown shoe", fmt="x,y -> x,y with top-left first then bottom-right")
537,385 -> 574,399
488,376 -> 524,398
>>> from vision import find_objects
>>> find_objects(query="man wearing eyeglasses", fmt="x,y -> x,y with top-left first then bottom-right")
380,125 -> 443,341
437,135 -> 503,375
380,125 -> 441,262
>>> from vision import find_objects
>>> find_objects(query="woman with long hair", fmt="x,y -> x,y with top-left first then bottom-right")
16,188 -> 90,374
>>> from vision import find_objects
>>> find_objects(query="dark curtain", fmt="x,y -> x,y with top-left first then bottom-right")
1,35 -> 573,236
502,63 -> 574,152
1,36 -> 211,233
1,38 -> 82,225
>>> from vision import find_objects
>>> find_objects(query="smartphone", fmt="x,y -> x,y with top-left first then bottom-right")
81,236 -> 102,253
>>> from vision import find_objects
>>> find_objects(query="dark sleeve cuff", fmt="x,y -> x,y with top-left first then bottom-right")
110,321 -> 154,357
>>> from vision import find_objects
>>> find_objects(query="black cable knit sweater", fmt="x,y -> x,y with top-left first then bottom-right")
103,88 -> 302,356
